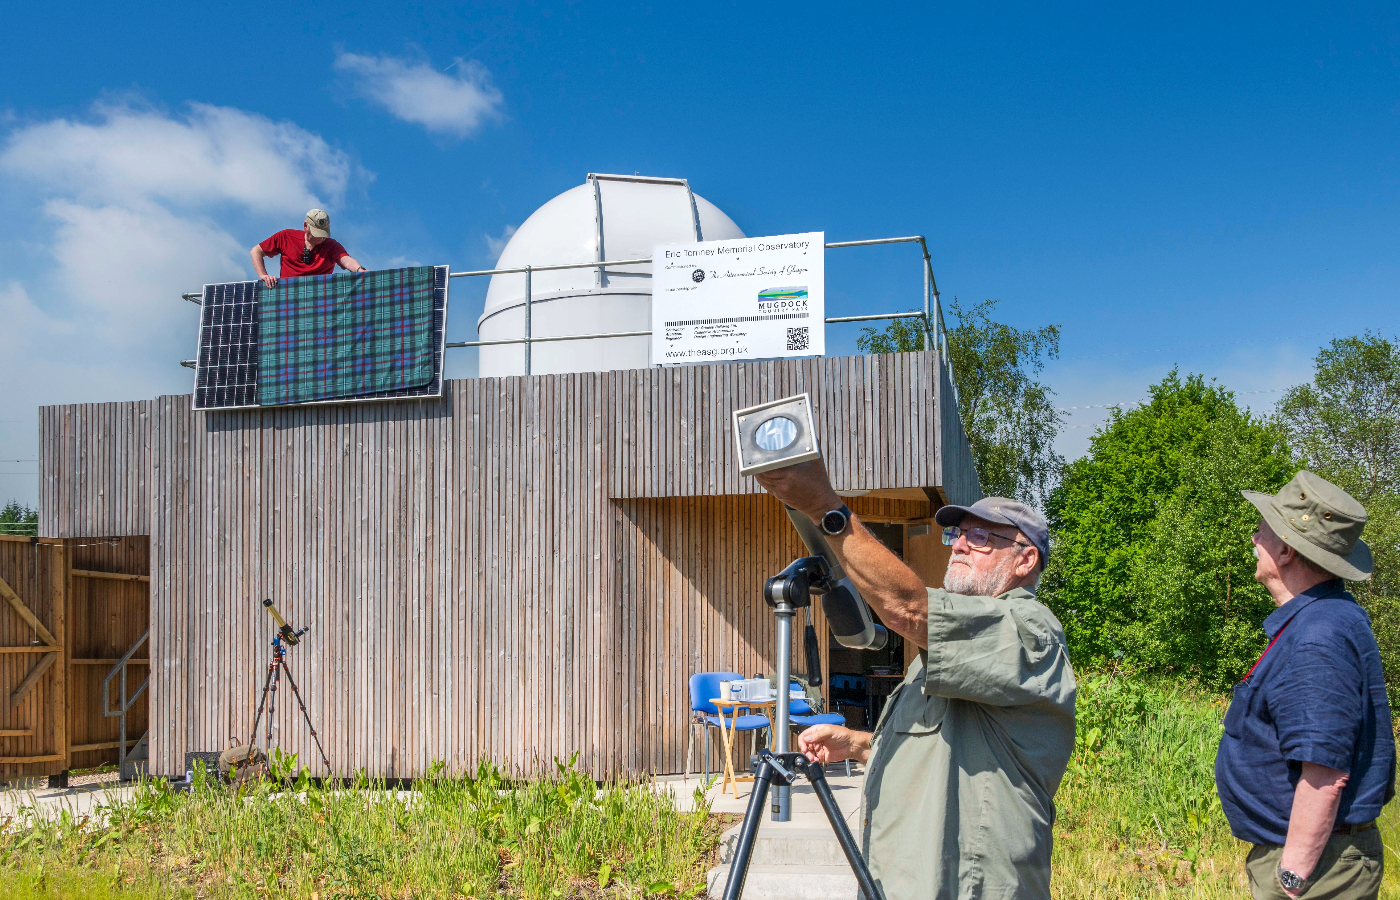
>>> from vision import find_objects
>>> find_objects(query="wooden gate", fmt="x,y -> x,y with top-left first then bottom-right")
0,535 -> 150,779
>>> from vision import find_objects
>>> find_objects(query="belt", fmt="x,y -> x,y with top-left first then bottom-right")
1332,820 -> 1375,836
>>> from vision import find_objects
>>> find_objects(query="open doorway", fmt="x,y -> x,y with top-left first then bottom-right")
824,516 -> 950,730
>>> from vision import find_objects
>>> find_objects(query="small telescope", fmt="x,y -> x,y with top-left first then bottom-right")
262,599 -> 307,646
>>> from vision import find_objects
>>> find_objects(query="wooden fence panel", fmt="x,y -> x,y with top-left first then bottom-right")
0,536 -> 67,777
66,536 -> 149,769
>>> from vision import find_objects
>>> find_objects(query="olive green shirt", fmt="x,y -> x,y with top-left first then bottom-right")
861,587 -> 1077,900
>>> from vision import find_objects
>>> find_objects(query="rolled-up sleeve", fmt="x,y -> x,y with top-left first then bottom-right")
1271,640 -> 1363,772
923,588 -> 1071,708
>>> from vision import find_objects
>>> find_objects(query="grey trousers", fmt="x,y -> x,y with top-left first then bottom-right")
1246,828 -> 1383,900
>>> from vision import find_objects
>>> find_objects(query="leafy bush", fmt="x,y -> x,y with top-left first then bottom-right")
1042,371 -> 1292,686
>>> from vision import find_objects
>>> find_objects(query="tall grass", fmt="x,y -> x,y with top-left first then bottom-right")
0,754 -> 724,900
1053,673 -> 1400,898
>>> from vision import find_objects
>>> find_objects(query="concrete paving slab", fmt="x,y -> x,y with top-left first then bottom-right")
0,783 -> 138,825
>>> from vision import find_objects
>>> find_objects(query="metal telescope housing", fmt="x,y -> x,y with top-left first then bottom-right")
782,507 -> 889,651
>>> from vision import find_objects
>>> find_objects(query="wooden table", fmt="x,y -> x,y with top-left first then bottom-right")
711,698 -> 775,797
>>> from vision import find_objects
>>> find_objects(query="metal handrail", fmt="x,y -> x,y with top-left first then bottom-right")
103,629 -> 150,777
176,235 -> 961,405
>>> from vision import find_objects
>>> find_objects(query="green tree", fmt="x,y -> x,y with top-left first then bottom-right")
1276,332 -> 1400,499
0,501 -> 38,537
857,298 -> 1064,505
1276,333 -> 1400,705
1041,371 -> 1293,681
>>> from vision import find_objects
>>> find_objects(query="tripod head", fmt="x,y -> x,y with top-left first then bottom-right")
262,599 -> 308,646
764,556 -> 827,609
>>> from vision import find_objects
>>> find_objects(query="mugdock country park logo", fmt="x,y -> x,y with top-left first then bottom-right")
757,286 -> 809,315
691,268 -> 706,283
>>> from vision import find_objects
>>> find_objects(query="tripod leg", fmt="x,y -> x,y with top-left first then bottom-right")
247,660 -> 276,755
798,758 -> 884,900
721,759 -> 776,900
278,659 -> 332,772
266,658 -> 281,755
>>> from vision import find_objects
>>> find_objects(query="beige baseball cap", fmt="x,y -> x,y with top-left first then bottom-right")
304,209 -> 331,238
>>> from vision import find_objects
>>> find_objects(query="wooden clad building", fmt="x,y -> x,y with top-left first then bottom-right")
33,350 -> 978,778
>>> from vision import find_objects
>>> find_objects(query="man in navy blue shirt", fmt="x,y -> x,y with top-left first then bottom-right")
1217,470 -> 1394,899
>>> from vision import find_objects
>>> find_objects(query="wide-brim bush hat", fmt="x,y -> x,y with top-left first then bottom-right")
1242,470 -> 1372,582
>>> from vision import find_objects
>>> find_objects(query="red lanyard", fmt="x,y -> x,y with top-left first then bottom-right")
1244,619 -> 1292,682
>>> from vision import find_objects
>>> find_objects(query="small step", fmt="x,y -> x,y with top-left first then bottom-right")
718,827 -> 850,867
706,863 -> 856,900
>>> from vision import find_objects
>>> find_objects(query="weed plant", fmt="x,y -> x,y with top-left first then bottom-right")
1053,672 -> 1400,898
0,753 -> 723,900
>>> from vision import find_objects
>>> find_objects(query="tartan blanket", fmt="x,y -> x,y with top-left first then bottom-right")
257,267 -> 436,406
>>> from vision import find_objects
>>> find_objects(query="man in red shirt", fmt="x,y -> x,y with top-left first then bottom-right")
250,209 -> 368,287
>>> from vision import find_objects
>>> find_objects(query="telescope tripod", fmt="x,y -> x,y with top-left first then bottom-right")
247,604 -> 331,772
721,750 -> 880,900
721,551 -> 884,900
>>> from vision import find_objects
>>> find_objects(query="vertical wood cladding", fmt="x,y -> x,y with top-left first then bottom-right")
38,352 -> 972,777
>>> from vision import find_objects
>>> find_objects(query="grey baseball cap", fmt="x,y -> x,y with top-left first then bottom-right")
934,497 -> 1050,569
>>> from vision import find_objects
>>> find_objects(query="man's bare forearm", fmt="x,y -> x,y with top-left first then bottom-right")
754,460 -> 930,648
1279,762 -> 1348,885
822,516 -> 930,649
250,247 -> 270,278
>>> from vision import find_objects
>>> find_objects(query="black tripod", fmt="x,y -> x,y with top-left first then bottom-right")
722,750 -> 882,900
247,599 -> 331,772
720,554 -> 883,900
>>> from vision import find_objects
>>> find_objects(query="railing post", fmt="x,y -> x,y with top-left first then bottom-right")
524,265 -> 532,376
923,261 -> 932,352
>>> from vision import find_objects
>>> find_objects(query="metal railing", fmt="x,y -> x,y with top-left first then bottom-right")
176,236 -> 960,404
446,236 -> 953,376
103,629 -> 150,776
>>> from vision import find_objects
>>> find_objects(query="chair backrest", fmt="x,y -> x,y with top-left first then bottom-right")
788,681 -> 816,715
689,671 -> 743,716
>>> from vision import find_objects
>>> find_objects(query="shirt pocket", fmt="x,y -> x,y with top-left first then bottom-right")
1223,682 -> 1252,739
892,691 -> 949,736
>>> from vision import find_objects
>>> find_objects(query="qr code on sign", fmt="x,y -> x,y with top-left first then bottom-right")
786,327 -> 810,351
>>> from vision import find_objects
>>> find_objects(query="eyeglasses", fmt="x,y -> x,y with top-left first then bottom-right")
942,525 -> 1032,551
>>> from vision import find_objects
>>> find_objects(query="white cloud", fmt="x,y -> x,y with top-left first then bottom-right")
0,100 -> 365,506
42,200 -> 247,341
2,100 -> 354,212
335,52 -> 504,137
485,224 -> 517,261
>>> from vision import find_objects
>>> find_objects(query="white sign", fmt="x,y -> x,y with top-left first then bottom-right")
651,232 -> 824,366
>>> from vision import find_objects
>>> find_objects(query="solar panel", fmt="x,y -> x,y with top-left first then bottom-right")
192,266 -> 449,411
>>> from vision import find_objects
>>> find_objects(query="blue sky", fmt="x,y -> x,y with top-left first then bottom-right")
3,2 -> 1399,506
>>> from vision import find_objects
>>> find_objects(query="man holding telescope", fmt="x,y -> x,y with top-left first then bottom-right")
755,460 -> 1076,900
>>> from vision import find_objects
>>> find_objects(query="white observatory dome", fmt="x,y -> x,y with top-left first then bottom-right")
476,174 -> 745,377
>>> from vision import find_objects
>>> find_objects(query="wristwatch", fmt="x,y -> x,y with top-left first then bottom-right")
1277,867 -> 1307,893
821,505 -> 852,536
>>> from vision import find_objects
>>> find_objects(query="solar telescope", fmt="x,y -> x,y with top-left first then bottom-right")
733,393 -> 889,651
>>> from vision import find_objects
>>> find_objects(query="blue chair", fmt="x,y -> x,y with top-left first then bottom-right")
686,672 -> 771,787
785,681 -> 851,776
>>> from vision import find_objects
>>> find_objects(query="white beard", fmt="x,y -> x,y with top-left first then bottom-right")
943,552 -> 1020,597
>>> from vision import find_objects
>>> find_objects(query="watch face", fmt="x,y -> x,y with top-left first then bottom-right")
1277,869 -> 1305,891
822,510 -> 847,534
